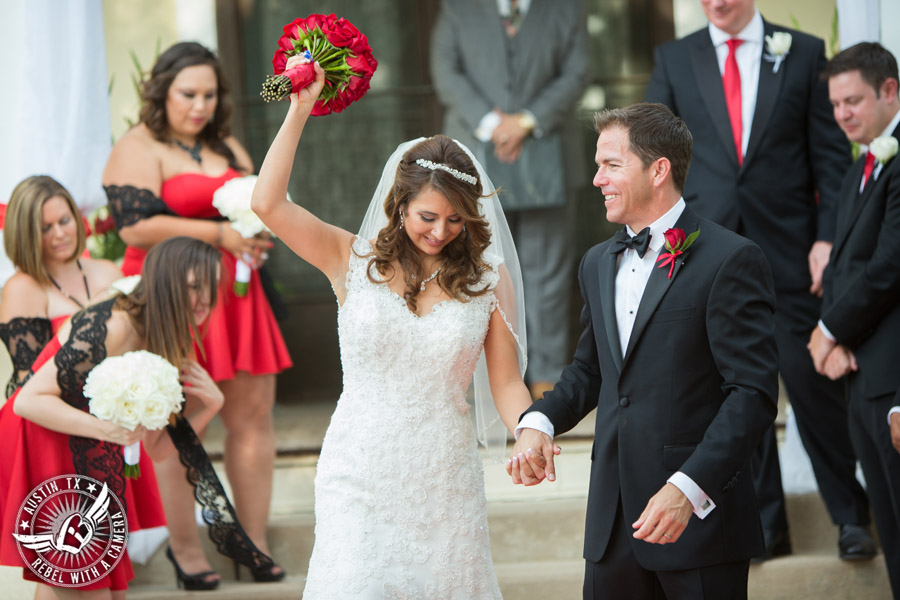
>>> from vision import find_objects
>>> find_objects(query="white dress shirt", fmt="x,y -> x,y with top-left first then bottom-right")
708,10 -> 764,157
517,199 -> 715,519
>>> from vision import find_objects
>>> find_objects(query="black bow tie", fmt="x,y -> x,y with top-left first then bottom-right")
610,227 -> 651,258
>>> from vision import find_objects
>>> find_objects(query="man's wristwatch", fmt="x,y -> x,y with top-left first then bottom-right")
518,112 -> 536,133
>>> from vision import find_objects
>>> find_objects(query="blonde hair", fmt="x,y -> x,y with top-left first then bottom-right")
5,176 -> 86,284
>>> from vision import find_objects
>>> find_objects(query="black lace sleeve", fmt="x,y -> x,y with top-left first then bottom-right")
53,298 -> 129,508
103,184 -> 174,230
166,414 -> 277,574
0,317 -> 53,398
53,297 -> 275,571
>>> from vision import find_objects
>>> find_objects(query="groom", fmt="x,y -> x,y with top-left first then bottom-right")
510,103 -> 779,598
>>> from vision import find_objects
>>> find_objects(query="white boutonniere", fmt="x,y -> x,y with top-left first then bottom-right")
870,136 -> 899,166
869,135 -> 898,182
763,32 -> 792,73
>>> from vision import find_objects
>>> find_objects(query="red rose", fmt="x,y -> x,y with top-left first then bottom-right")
95,215 -> 116,235
272,49 -> 287,74
324,17 -> 362,47
663,228 -> 686,250
299,13 -> 336,35
347,52 -> 376,78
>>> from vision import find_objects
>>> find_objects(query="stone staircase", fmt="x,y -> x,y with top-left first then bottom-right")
0,407 -> 892,599
122,439 -> 891,600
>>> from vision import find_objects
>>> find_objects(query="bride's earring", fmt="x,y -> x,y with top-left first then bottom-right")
399,209 -> 405,228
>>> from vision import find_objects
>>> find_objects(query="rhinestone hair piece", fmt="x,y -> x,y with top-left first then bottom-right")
414,159 -> 478,185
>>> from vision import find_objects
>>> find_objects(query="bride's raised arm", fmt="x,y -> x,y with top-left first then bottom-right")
251,57 -> 355,284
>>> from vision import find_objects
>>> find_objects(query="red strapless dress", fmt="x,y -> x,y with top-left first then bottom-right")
0,315 -> 165,590
120,169 -> 292,381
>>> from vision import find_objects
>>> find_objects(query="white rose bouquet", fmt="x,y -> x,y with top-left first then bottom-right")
212,175 -> 291,296
84,350 -> 185,478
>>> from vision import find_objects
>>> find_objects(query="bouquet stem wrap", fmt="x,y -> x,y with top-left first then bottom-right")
123,442 -> 141,478
234,255 -> 252,297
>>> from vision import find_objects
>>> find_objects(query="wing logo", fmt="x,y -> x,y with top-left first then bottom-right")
10,476 -> 127,587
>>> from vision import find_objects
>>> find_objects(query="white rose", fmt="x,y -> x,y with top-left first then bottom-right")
870,136 -> 899,165
116,400 -> 142,431
110,275 -> 141,296
139,393 -> 175,430
88,394 -> 120,422
765,32 -> 792,56
233,210 -> 266,238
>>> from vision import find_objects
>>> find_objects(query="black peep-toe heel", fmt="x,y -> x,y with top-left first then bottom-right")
233,557 -> 287,583
165,546 -> 220,591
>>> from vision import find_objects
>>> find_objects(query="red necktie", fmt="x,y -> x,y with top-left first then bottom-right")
723,38 -> 744,165
862,150 -> 876,188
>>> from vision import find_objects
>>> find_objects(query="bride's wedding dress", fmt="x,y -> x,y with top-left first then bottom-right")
302,238 -> 505,599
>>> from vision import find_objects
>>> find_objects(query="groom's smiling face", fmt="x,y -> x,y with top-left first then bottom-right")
594,126 -> 654,229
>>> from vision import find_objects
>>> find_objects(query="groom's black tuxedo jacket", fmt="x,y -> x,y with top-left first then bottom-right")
528,207 -> 779,571
645,21 -> 850,293
822,121 -> 900,400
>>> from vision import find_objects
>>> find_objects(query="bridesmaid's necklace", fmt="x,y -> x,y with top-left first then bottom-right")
48,259 -> 91,309
420,265 -> 442,291
174,138 -> 203,165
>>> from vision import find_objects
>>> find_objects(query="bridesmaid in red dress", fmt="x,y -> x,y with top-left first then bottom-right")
101,42 -> 290,586
0,237 -> 224,598
0,176 -> 122,398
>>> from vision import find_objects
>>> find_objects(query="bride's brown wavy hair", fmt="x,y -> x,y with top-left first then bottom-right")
365,135 -> 493,311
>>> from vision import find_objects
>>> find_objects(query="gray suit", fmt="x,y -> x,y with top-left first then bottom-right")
430,0 -> 589,381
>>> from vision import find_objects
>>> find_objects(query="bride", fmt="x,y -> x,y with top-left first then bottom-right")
252,58 -> 552,598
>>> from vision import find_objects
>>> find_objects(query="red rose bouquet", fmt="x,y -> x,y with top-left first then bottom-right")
86,205 -> 126,262
260,14 -> 377,116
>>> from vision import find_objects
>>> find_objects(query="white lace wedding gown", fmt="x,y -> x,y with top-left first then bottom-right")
302,238 -> 504,599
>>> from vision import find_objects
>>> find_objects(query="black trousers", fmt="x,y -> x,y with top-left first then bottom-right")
752,289 -> 870,539
583,499 -> 749,600
848,390 -> 900,598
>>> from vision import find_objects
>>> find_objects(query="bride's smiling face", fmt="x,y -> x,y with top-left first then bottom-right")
402,186 -> 466,257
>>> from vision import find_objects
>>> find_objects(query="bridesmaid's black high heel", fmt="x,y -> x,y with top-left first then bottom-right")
233,558 -> 287,583
165,546 -> 220,591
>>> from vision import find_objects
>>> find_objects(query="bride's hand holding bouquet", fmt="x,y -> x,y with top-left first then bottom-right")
287,55 -> 326,115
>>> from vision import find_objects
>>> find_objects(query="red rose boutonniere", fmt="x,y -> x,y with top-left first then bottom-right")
656,227 -> 699,279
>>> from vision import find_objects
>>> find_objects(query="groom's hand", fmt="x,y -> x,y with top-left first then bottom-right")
506,428 -> 560,486
632,483 -> 693,545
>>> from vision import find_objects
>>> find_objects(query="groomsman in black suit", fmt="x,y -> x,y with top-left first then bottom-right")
511,103 -> 778,599
644,0 -> 873,561
810,42 -> 900,598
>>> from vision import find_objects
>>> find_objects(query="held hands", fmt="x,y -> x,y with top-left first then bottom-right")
891,413 -> 900,455
632,483 -> 693,545
97,422 -> 146,447
808,326 -> 858,380
220,223 -> 273,268
822,345 -> 858,380
807,325 -> 836,374
285,54 -> 326,111
808,241 -> 832,298
491,109 -> 529,164
506,428 -> 561,485
181,360 -> 225,413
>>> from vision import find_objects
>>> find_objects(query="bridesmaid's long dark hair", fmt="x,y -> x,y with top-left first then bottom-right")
139,42 -> 243,171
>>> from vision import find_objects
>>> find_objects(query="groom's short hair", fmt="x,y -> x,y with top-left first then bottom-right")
823,42 -> 899,98
594,103 -> 692,193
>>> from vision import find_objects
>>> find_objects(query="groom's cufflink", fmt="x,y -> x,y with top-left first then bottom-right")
701,499 -> 711,511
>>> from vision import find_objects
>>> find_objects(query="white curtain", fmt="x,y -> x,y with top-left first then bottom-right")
836,0 -> 880,49
0,0 -> 111,285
